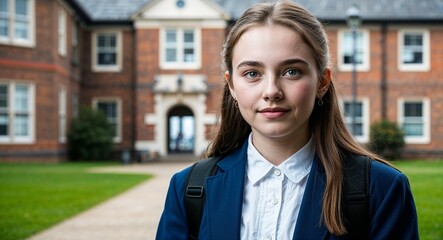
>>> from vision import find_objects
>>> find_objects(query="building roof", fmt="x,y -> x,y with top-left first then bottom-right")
71,0 -> 443,23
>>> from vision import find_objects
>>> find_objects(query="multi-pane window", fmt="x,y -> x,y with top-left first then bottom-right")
342,99 -> 369,142
58,88 -> 66,143
72,23 -> 79,64
402,33 -> 423,64
0,0 -> 34,46
93,31 -> 121,71
342,31 -> 364,65
338,29 -> 370,71
399,99 -> 430,144
0,84 -> 8,138
95,99 -> 120,142
0,82 -> 34,143
71,93 -> 78,118
58,7 -> 66,56
165,30 -> 177,62
183,30 -> 195,62
399,30 -> 429,71
162,28 -> 199,69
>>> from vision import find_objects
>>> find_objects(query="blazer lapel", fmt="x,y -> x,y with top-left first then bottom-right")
293,157 -> 329,240
203,142 -> 247,240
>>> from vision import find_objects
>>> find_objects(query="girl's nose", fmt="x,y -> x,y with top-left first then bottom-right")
263,76 -> 283,102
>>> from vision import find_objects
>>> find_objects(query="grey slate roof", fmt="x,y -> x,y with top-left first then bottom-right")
72,0 -> 443,22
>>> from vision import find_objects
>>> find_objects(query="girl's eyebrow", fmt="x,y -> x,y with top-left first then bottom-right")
236,61 -> 264,69
236,59 -> 310,69
279,58 -> 310,68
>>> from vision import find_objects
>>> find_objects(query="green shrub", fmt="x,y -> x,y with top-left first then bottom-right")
369,120 -> 405,159
67,107 -> 113,161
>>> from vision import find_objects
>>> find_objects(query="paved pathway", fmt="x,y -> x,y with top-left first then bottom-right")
27,161 -> 193,240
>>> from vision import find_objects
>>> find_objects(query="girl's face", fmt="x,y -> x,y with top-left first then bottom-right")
226,24 -> 330,145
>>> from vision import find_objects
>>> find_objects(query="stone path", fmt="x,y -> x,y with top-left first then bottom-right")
27,162 -> 192,240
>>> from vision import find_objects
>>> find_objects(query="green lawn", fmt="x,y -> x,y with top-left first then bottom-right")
394,160 -> 443,240
0,161 -> 441,240
0,162 -> 151,240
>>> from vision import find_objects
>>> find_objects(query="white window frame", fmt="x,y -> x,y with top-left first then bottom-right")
92,97 -> 122,143
337,29 -> 370,72
92,31 -> 122,72
0,80 -> 35,144
339,98 -> 370,143
398,98 -> 430,144
398,29 -> 430,72
58,87 -> 67,143
57,7 -> 67,56
160,28 -> 201,70
0,0 -> 35,47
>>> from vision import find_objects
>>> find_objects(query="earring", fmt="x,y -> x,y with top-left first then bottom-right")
317,98 -> 324,106
234,100 -> 239,108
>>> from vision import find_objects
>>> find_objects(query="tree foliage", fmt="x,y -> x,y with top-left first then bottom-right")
369,120 -> 405,159
67,107 -> 113,161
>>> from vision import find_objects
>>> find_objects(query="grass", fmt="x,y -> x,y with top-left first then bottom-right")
0,162 -> 152,240
393,160 -> 443,240
0,161 -> 441,240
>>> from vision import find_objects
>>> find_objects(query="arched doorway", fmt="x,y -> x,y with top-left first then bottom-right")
167,105 -> 195,153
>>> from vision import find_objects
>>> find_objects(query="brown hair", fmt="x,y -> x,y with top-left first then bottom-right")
206,0 -> 389,235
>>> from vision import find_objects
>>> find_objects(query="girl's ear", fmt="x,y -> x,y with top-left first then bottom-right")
225,71 -> 237,100
317,68 -> 331,98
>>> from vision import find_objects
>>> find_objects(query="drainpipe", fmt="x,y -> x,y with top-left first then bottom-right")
381,22 -> 388,120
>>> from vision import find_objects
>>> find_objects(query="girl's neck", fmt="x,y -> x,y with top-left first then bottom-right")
251,130 -> 311,166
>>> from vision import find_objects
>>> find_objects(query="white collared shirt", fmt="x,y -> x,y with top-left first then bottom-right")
241,134 -> 315,240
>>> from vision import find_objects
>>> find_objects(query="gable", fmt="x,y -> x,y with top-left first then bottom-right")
133,0 -> 229,20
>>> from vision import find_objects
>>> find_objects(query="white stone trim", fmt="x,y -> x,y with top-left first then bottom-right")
142,93 -> 212,156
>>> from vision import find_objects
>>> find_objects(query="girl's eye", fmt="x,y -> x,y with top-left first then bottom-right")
285,68 -> 301,77
244,71 -> 260,79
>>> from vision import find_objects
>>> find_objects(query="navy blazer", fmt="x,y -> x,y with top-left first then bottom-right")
156,141 -> 419,240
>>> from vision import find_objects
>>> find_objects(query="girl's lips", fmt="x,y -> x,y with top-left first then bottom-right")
258,107 -> 290,113
258,108 -> 290,119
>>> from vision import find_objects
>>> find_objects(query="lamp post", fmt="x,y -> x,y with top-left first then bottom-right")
346,5 -> 361,136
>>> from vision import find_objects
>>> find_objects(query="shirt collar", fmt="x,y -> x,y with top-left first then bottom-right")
246,134 -> 315,185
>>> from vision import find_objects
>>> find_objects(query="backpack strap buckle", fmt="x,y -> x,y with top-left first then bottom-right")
186,186 -> 204,198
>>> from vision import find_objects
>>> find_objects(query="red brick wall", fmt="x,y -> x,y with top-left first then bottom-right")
80,29 -> 136,151
328,26 -> 443,158
0,0 -> 81,161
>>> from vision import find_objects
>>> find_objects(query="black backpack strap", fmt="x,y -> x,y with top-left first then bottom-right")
343,155 -> 371,240
184,157 -> 219,240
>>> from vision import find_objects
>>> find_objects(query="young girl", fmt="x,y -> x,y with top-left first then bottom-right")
156,1 -> 419,239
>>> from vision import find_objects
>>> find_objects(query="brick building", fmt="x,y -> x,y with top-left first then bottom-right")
0,0 -> 442,161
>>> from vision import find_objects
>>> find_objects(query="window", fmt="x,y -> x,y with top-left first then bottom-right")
72,23 -> 79,64
0,81 -> 34,143
0,0 -> 34,46
398,99 -> 430,144
71,93 -> 78,118
92,31 -> 122,72
398,30 -> 430,71
58,7 -> 66,56
93,98 -> 121,142
161,28 -> 201,69
58,87 -> 66,143
341,98 -> 369,142
338,29 -> 370,71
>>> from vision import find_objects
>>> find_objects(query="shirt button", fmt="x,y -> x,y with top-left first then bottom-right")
273,169 -> 281,176
266,235 -> 272,240
272,198 -> 279,205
